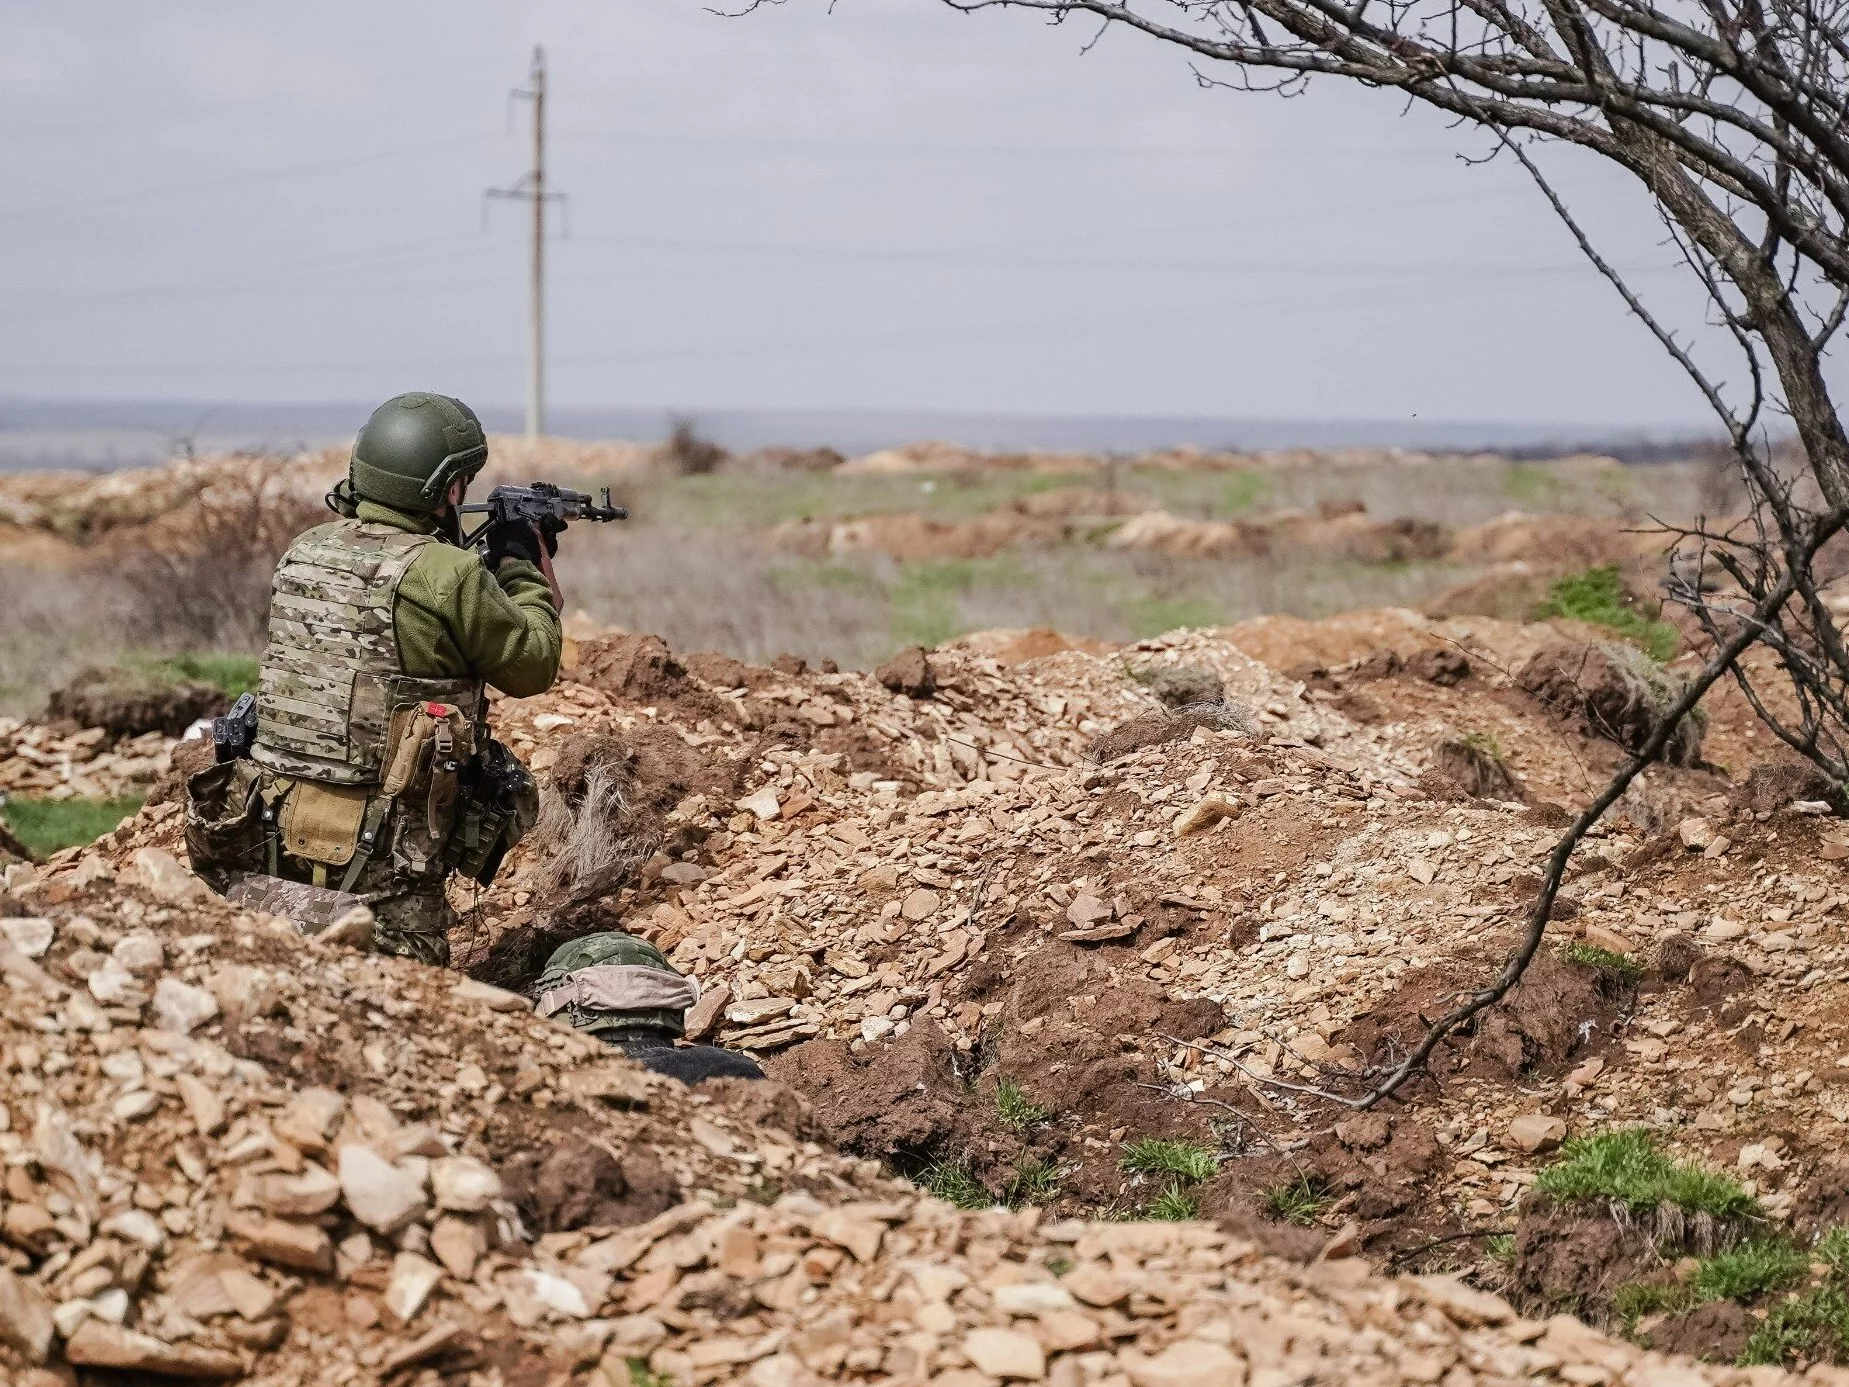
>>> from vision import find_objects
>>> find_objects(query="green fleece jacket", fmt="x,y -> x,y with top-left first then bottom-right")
357,501 -> 562,698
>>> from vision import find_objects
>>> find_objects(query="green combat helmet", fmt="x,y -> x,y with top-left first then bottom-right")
534,931 -> 697,1039
330,392 -> 489,517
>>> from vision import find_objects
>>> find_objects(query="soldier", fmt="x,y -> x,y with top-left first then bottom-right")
185,392 -> 560,965
534,932 -> 766,1084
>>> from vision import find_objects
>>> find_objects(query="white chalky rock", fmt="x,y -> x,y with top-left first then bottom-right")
87,959 -> 139,1005
520,1266 -> 591,1318
339,1145 -> 429,1234
0,917 -> 54,959
152,977 -> 219,1034
111,932 -> 165,975
384,1251 -> 443,1325
1119,1339 -> 1247,1387
964,1327 -> 1046,1380
736,786 -> 782,821
130,847 -> 206,902
430,1155 -> 502,1213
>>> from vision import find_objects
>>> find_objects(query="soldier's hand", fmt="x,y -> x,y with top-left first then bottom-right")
483,516 -> 542,567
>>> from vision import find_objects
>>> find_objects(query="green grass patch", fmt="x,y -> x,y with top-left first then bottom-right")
1218,469 -> 1270,515
994,1078 -> 1049,1133
1506,462 -> 1566,506
1462,729 -> 1505,760
1121,595 -> 1222,638
1534,565 -> 1679,662
1485,1233 -> 1517,1265
626,1359 -> 675,1387
1559,941 -> 1644,986
1741,1282 -> 1849,1366
916,1158 -> 994,1211
888,557 -> 1025,649
1261,1175 -> 1330,1227
1534,1129 -> 1760,1220
766,560 -> 879,593
1146,1183 -> 1202,1221
1694,1239 -> 1810,1303
129,651 -> 260,698
1,795 -> 145,859
1120,1137 -> 1218,1184
1003,1156 -> 1061,1208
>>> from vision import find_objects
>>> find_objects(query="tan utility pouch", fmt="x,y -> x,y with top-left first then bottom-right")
382,700 -> 475,838
277,781 -> 371,866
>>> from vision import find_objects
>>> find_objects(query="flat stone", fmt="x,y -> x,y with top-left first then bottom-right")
1062,1265 -> 1127,1308
254,1163 -> 342,1218
1058,922 -> 1137,944
1065,894 -> 1112,926
0,1264 -> 55,1363
175,1073 -> 226,1137
64,1320 -> 243,1378
1507,1113 -> 1567,1154
901,887 -> 941,922
152,977 -> 219,1034
1704,919 -> 1746,942
963,1327 -> 1046,1380
0,917 -> 54,959
384,1251 -> 444,1325
1678,816 -> 1715,851
274,1087 -> 346,1152
736,786 -> 782,821
383,1322 -> 469,1375
1172,794 -> 1239,839
1119,1340 -> 1247,1387
431,1156 -> 501,1213
725,997 -> 797,1026
812,1209 -> 883,1263
660,861 -> 709,885
218,1266 -> 277,1321
339,1144 -> 429,1234
111,931 -> 165,974
130,846 -> 208,903
992,1283 -> 1076,1314
452,977 -> 530,1012
1410,1273 -> 1515,1326
519,1265 -> 590,1318
685,985 -> 730,1041
226,1212 -> 335,1273
430,1215 -> 487,1281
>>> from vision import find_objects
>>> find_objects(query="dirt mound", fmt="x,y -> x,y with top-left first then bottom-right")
1431,736 -> 1527,801
1517,640 -> 1705,764
1339,950 -> 1625,1088
45,665 -> 228,737
1424,564 -> 1559,621
1508,1206 -> 1663,1321
1451,511 -> 1657,567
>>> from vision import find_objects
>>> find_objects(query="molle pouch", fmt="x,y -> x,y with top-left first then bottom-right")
277,781 -> 370,866
445,738 -> 538,886
183,758 -> 265,876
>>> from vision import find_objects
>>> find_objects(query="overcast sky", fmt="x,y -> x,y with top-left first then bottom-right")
0,0 -> 1744,431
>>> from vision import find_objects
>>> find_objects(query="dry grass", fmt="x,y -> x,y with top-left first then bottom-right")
0,453 -> 1711,715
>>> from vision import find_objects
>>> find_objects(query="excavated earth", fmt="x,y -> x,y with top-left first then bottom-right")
9,599 -> 1849,1384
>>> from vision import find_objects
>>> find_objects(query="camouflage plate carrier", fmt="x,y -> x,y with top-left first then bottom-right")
251,520 -> 482,784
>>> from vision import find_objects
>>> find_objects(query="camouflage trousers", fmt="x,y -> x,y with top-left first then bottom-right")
225,856 -> 454,967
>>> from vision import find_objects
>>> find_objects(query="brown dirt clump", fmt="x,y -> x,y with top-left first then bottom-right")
572,632 -> 688,701
1430,736 -> 1526,801
1404,646 -> 1472,686
763,1021 -> 976,1164
1517,640 -> 1705,764
876,646 -> 937,699
1732,757 -> 1844,814
1649,1300 -> 1754,1363
1508,1206 -> 1664,1322
499,1140 -> 679,1233
1340,949 -> 1622,1088
45,665 -> 228,737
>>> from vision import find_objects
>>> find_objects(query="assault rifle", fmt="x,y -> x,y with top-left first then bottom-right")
458,482 -> 628,563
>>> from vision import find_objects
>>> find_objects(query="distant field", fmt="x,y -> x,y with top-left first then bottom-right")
0,450 -> 1707,717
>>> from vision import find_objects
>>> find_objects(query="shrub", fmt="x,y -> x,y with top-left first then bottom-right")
661,416 -> 727,476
